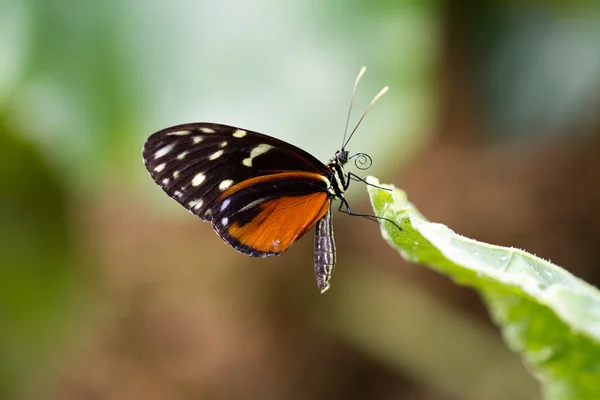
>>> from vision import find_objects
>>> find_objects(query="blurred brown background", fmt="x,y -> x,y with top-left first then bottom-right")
2,1 -> 600,399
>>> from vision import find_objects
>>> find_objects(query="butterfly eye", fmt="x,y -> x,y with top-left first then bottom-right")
335,150 -> 349,164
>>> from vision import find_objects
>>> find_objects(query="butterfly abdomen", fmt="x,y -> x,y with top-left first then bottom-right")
314,205 -> 336,293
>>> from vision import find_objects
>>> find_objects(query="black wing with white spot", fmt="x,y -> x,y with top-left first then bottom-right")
142,122 -> 331,221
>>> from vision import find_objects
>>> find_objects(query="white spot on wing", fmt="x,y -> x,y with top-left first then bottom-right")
221,217 -> 229,225
209,150 -> 224,160
200,127 -> 216,133
219,179 -> 233,191
166,130 -> 190,136
220,141 -> 228,148
252,144 -> 274,157
193,136 -> 203,144
174,190 -> 183,198
192,173 -> 206,186
190,199 -> 203,209
154,143 -> 175,159
220,199 -> 231,211
232,129 -> 247,138
242,144 -> 274,167
162,178 -> 170,185
154,163 -> 166,172
177,151 -> 188,160
173,171 -> 180,179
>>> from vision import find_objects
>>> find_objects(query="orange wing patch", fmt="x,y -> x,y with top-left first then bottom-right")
227,192 -> 329,254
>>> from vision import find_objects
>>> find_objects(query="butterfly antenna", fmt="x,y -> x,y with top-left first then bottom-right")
342,85 -> 389,150
341,66 -> 367,149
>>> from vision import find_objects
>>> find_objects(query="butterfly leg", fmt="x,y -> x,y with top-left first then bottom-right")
337,196 -> 403,232
346,172 -> 392,192
314,205 -> 335,294
337,197 -> 381,223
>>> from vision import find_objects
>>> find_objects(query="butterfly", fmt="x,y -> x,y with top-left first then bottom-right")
142,67 -> 390,293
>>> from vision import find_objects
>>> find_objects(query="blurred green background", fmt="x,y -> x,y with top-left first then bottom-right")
2,1 -> 600,399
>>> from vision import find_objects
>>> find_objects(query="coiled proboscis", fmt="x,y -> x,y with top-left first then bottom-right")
349,152 -> 372,170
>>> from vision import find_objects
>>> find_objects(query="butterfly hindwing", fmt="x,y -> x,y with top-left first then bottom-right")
211,172 -> 331,257
142,123 -> 331,221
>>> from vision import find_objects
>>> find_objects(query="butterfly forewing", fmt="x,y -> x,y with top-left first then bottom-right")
143,123 -> 334,257
143,123 -> 331,222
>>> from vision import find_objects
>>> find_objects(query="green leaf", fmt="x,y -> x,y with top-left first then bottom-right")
366,177 -> 600,400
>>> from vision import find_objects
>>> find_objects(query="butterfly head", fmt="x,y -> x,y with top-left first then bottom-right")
335,150 -> 349,165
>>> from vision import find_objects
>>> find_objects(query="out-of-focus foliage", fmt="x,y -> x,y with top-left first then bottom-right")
0,120 -> 78,399
4,1 -> 138,182
368,178 -> 600,400
468,3 -> 600,141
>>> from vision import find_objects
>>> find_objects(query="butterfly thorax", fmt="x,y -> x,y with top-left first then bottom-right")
326,150 -> 349,199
